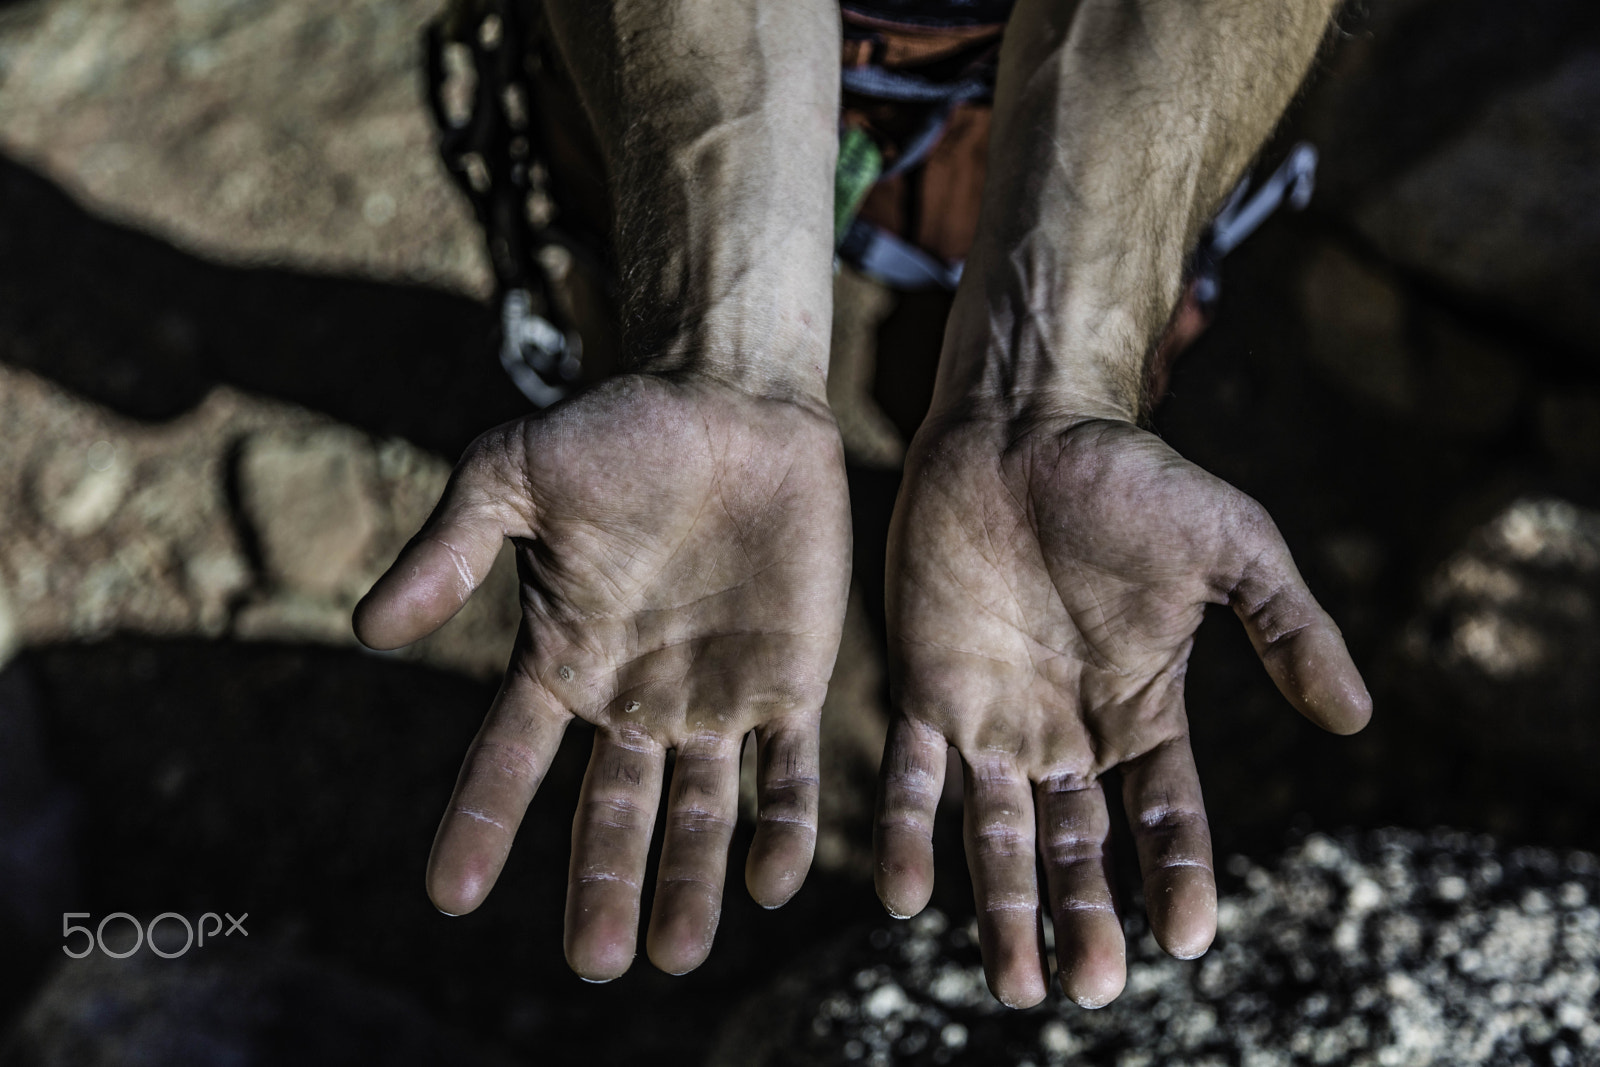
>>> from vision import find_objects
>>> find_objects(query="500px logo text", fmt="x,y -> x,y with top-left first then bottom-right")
62,912 -> 248,959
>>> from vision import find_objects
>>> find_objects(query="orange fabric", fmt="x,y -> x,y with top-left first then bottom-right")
841,11 -> 1004,68
859,174 -> 908,237
913,103 -> 990,262
838,14 -> 1001,266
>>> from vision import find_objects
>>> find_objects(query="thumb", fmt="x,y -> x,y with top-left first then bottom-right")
1229,514 -> 1372,736
354,435 -> 532,650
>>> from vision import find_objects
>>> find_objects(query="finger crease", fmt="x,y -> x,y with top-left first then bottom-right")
656,874 -> 722,895
1043,840 -> 1106,864
427,535 -> 477,599
588,795 -> 651,829
669,810 -> 735,835
451,805 -> 507,830
1138,806 -> 1206,832
471,740 -> 540,780
973,824 -> 1028,854
762,774 -> 820,792
572,871 -> 640,891
983,899 -> 1038,915
1056,900 -> 1117,915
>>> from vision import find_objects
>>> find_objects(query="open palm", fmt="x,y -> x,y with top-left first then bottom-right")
876,415 -> 1370,1008
355,373 -> 851,980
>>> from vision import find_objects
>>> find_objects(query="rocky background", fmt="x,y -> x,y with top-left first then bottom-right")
0,0 -> 1596,1063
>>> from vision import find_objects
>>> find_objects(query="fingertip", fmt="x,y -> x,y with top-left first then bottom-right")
745,822 -> 815,910
745,860 -> 806,911
1054,909 -> 1127,1009
1063,969 -> 1125,1010
645,919 -> 715,976
351,567 -> 439,651
1297,667 -> 1373,736
989,967 -> 1049,1010
1156,911 -> 1216,961
980,916 -> 1050,1010
1322,680 -> 1374,736
354,534 -> 497,650
1248,601 -> 1375,737
426,884 -> 484,918
1061,953 -> 1126,1009
565,918 -> 638,983
1143,866 -> 1218,961
874,862 -> 932,921
351,586 -> 405,651
425,856 -> 492,918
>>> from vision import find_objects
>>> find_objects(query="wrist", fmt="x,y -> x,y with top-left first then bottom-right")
926,322 -> 1145,434
627,343 -> 836,421
927,242 -> 1159,429
627,326 -> 832,412
616,217 -> 835,410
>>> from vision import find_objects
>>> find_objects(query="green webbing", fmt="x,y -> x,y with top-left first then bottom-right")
834,126 -> 884,247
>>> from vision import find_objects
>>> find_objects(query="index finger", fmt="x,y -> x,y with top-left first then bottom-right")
427,641 -> 573,916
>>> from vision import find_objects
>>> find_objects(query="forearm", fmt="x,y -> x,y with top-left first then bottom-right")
543,0 -> 841,401
934,0 -> 1339,424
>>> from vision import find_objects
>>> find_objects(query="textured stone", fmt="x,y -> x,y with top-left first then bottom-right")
713,831 -> 1600,1067
0,363 -> 517,680
0,0 -> 490,297
1398,497 -> 1600,770
237,426 -> 381,600
1352,49 -> 1600,356
0,367 -> 256,647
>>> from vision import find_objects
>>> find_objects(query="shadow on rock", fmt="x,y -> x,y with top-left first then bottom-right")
0,152 -> 527,460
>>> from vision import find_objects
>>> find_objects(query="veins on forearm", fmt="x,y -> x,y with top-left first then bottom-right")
543,0 -> 839,383
940,0 -> 1341,418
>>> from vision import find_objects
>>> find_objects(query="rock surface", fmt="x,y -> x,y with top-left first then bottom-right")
0,364 -> 518,679
0,0 -> 490,297
1353,50 -> 1600,357
1397,497 -> 1600,771
713,831 -> 1600,1067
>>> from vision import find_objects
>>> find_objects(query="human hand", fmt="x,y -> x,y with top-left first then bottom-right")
874,413 -> 1370,1008
354,373 -> 851,979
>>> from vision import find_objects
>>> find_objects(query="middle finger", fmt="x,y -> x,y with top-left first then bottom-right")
646,732 -> 741,974
565,726 -> 665,981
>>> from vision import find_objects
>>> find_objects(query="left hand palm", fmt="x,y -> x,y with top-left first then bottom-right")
876,415 -> 1370,1008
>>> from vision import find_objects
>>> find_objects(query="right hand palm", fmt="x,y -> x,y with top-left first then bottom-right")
354,374 -> 851,979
